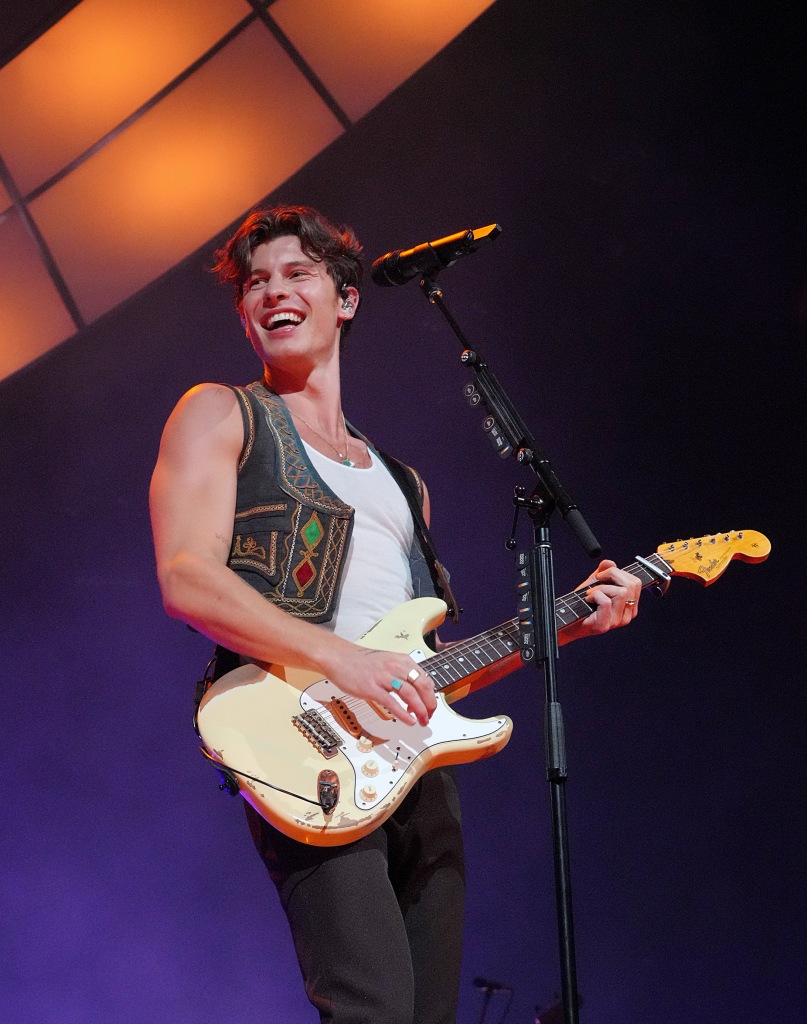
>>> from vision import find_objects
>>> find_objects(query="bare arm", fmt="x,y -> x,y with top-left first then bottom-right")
149,384 -> 436,725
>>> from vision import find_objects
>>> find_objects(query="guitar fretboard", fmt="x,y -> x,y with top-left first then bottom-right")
422,552 -> 672,693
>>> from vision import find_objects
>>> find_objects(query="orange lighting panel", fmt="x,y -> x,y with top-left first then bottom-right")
271,0 -> 497,121
0,212 -> 77,381
29,22 -> 344,325
0,0 -> 251,196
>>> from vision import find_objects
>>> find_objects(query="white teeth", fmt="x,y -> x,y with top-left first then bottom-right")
268,311 -> 303,326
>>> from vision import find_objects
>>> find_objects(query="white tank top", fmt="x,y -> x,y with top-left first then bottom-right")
301,442 -> 414,641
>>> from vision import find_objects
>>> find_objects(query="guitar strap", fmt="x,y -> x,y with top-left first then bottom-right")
374,449 -> 461,625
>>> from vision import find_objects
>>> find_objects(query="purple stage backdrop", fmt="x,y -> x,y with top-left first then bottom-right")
2,2 -> 804,1023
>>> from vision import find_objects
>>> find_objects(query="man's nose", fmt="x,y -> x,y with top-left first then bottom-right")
264,278 -> 288,303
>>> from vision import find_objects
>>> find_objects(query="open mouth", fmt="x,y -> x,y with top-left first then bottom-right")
265,311 -> 304,331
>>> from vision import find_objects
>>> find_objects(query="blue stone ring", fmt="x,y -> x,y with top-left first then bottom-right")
390,678 -> 404,692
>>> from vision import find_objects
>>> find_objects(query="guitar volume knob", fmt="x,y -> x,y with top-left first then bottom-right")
361,759 -> 379,777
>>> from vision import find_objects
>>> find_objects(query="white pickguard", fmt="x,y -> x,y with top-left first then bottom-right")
301,674 -> 509,811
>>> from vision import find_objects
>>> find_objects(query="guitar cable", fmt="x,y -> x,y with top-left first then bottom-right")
198,746 -> 323,808
193,659 -> 323,809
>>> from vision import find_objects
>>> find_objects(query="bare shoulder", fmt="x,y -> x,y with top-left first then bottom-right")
151,384 -> 243,531
170,381 -> 241,426
151,384 -> 245,566
160,383 -> 243,459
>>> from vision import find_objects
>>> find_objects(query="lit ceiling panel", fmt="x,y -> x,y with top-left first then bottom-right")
0,212 -> 77,381
272,0 -> 497,120
29,21 -> 343,324
0,0 -> 250,195
0,0 -> 499,383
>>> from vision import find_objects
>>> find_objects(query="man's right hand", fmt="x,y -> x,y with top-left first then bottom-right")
324,646 -> 438,727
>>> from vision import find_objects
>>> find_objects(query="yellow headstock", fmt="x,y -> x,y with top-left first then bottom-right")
656,530 -> 771,585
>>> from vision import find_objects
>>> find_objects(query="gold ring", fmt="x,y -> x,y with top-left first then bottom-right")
407,668 -> 421,683
390,678 -> 404,691
626,600 -> 636,606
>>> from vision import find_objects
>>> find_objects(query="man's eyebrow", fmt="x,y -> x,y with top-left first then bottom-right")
246,258 -> 317,279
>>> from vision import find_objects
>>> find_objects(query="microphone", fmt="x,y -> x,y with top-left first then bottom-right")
371,223 -> 502,286
473,976 -> 511,993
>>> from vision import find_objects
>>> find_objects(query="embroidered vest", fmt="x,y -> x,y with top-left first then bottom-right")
226,382 -> 448,623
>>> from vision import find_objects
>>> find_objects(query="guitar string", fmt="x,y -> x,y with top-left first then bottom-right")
313,558 -> 665,723
212,551 -> 690,806
254,545 -> 717,743
287,551 -> 670,733
234,562 -> 667,796
216,551 -> 704,810
318,617 -> 569,721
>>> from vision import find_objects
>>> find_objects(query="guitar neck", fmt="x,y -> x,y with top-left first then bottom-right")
423,552 -> 673,694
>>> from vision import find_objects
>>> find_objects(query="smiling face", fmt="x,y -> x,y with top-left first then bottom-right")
239,234 -> 358,379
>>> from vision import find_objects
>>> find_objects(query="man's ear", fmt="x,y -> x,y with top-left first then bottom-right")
339,286 -> 359,320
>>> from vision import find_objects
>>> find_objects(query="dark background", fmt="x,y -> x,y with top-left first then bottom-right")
2,1 -> 804,1022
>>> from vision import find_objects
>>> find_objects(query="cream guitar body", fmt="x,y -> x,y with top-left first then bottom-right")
196,530 -> 770,846
197,598 -> 512,846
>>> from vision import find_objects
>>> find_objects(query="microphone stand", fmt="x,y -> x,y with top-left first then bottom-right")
419,273 -> 600,1024
473,979 -> 513,1024
475,983 -> 495,1024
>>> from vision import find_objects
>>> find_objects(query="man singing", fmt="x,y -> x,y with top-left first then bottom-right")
149,204 -> 641,1024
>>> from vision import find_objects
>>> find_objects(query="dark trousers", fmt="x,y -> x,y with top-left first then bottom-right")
246,767 -> 465,1024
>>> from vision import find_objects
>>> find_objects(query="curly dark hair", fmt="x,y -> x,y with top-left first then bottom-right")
213,204 -> 363,337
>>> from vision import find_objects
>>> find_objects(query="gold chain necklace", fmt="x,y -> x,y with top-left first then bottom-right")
293,411 -> 355,467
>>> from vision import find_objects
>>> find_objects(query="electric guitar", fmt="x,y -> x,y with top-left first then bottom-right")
196,530 -> 770,846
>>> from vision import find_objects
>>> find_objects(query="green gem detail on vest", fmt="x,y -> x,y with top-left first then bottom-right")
301,514 -> 324,548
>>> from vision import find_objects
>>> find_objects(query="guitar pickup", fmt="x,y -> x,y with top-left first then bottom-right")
330,698 -> 362,737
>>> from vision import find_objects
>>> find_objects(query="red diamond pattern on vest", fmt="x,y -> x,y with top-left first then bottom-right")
293,512 -> 325,595
293,558 -> 315,592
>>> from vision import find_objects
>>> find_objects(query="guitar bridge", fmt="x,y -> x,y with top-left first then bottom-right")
293,709 -> 341,758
